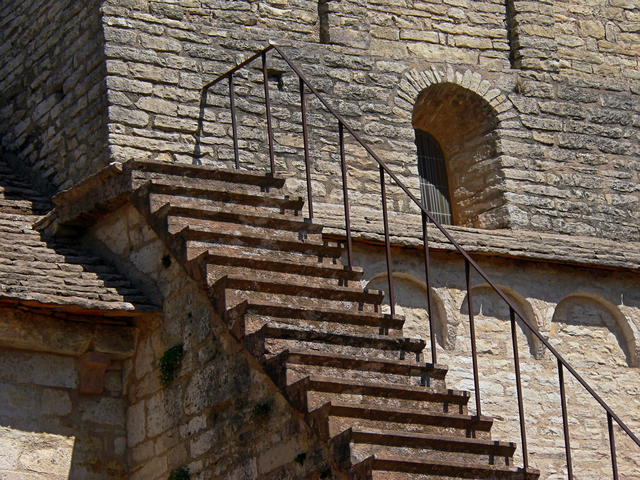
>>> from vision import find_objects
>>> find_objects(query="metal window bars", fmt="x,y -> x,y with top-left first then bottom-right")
198,44 -> 640,477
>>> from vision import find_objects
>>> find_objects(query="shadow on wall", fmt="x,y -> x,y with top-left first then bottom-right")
0,348 -> 126,479
366,272 -> 452,350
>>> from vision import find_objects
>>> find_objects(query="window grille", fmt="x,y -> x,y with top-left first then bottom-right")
415,129 -> 452,225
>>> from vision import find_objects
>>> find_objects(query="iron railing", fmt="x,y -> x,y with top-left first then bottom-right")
197,44 -> 639,477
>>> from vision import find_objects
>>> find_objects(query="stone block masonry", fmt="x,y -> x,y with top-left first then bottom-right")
90,205 -> 333,479
357,241 -> 640,479
95,0 -> 639,242
0,0 -> 110,192
0,344 -> 128,479
1,0 -> 638,241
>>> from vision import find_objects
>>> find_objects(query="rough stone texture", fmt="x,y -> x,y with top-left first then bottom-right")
1,1 -> 639,479
1,0 -> 637,240
0,0 -> 109,192
40,159 -> 640,272
91,0 -> 640,243
359,242 -> 640,479
0,347 -> 127,479
45,159 -> 632,479
90,205 -> 333,479
0,155 -> 156,316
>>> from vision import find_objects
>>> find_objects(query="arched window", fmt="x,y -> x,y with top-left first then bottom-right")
412,83 -> 503,229
415,130 -> 452,225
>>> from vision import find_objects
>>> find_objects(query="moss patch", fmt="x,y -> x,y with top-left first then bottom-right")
168,467 -> 189,480
160,344 -> 185,387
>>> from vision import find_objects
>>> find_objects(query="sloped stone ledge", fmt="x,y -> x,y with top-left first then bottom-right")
0,305 -> 138,359
316,205 -> 640,272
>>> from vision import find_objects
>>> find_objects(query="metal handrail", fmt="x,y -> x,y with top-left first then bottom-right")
200,44 -> 640,473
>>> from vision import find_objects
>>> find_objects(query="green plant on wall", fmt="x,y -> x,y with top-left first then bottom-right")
168,467 -> 189,480
160,344 -> 185,387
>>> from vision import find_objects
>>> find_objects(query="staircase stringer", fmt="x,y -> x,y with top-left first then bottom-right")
129,181 -> 356,479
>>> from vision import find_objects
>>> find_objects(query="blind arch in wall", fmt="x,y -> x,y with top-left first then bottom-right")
415,129 -> 452,225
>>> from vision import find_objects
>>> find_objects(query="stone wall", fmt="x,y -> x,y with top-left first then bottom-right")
357,242 -> 640,479
555,0 -> 640,79
0,307 -> 132,479
2,0 -> 636,239
0,0 -> 109,192
95,0 -> 639,242
90,205 -> 332,479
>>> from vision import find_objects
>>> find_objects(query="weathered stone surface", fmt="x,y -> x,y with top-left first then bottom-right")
0,350 -> 127,480
0,156 -> 157,316
1,1 -> 639,479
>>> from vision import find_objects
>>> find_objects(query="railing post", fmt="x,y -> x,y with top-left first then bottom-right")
422,211 -> 437,365
510,307 -> 529,470
299,77 -> 313,220
464,259 -> 481,417
228,74 -> 240,170
379,165 -> 397,317
608,413 -> 619,480
261,50 -> 275,176
558,359 -> 574,480
338,122 -> 353,269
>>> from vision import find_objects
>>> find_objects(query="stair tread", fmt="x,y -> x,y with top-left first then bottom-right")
290,375 -> 469,404
214,274 -> 384,303
318,400 -> 493,429
255,321 -> 425,351
279,348 -> 447,376
178,224 -> 341,255
240,300 -> 404,329
159,204 -> 322,233
197,249 -> 363,280
148,180 -> 304,210
132,163 -> 539,479
359,453 -> 539,478
129,159 -> 285,188
348,427 -> 515,454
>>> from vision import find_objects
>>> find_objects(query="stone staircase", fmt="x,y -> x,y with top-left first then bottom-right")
130,160 -> 540,480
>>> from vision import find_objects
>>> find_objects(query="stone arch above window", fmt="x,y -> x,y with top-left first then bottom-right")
551,294 -> 639,368
397,68 -> 514,229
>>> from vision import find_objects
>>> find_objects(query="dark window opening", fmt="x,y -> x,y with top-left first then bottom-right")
415,129 -> 452,225
318,0 -> 331,44
267,69 -> 285,91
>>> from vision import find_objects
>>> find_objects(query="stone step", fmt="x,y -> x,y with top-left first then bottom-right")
168,217 -> 324,245
195,249 -> 362,282
245,321 -> 425,363
265,349 -> 447,390
351,454 -> 539,480
149,194 -> 304,225
147,180 -> 303,213
335,427 -> 516,469
225,300 -> 404,340
155,203 -> 322,234
185,240 -> 342,268
310,401 -> 493,441
287,376 -> 469,415
134,170 -> 277,197
129,159 -> 285,189
176,224 -> 342,258
213,275 -> 384,313
212,274 -> 383,306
